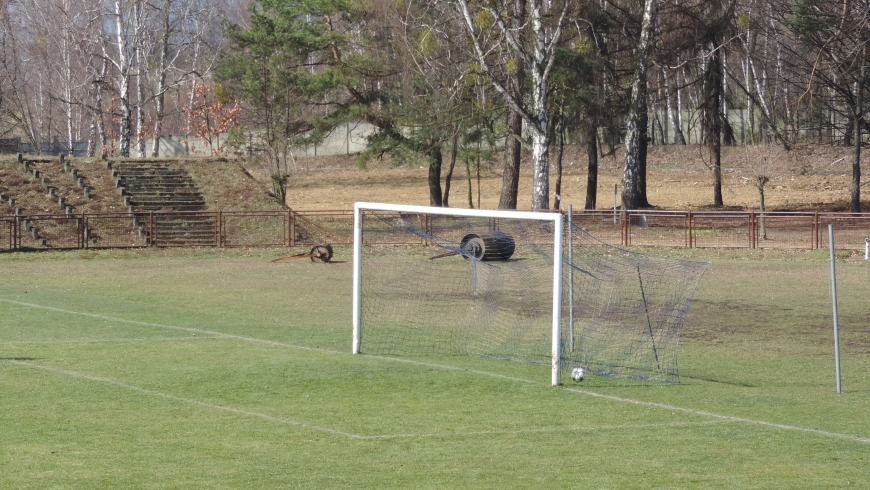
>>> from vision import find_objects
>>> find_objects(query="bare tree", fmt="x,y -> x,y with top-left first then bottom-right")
784,0 -> 870,212
140,0 -> 218,157
0,2 -> 41,147
622,0 -> 656,209
498,0 -> 525,210
457,0 -> 569,209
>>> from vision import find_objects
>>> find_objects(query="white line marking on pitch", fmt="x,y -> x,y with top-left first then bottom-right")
560,387 -> 870,444
7,360 -> 365,439
4,297 -> 869,445
0,298 -> 341,354
366,420 -> 732,440
1,337 -> 221,345
6,359 -> 730,441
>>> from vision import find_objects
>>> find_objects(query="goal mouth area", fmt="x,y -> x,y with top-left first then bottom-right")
352,203 -> 708,386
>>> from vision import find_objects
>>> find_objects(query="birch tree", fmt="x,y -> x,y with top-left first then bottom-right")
622,0 -> 656,209
457,0 -> 569,210
140,0 -> 217,157
101,0 -> 148,157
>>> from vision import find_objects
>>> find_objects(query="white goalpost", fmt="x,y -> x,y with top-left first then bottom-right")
352,201 -> 707,387
352,202 -> 565,385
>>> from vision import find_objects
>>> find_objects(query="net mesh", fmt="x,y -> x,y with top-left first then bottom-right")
358,210 -> 707,384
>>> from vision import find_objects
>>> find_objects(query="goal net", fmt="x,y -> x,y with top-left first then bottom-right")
352,203 -> 707,385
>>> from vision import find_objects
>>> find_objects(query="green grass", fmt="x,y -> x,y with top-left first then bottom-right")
2,247 -> 869,488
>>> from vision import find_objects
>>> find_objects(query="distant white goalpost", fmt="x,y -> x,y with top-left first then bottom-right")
352,202 -> 707,387
353,202 -> 565,385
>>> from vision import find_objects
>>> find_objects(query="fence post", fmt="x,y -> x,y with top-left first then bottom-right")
622,210 -> 629,246
613,184 -> 618,224
287,208 -> 296,247
218,210 -> 223,247
149,211 -> 154,247
690,211 -> 695,248
749,211 -> 755,249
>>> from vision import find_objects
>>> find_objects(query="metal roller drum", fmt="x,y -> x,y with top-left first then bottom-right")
459,231 -> 515,261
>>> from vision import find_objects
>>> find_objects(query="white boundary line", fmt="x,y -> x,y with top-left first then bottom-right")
0,298 -> 342,354
7,360 -> 364,439
2,337 -> 221,345
3,298 -> 870,444
561,387 -> 870,444
365,420 -> 733,440
7,359 -> 729,441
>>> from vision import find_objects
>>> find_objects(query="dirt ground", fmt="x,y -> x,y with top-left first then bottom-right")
273,143 -> 868,212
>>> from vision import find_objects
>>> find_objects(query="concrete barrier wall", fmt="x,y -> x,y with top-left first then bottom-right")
144,122 -> 377,158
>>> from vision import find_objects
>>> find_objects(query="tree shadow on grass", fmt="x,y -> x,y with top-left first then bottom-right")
679,372 -> 758,387
0,357 -> 41,361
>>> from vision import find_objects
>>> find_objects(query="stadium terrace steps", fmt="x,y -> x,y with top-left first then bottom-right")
0,157 -> 75,247
0,155 -> 150,248
111,161 -> 215,246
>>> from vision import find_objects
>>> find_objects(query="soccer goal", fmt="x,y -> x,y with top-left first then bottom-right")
352,202 -> 707,386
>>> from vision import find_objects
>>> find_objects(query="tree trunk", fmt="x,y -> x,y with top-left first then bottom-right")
88,71 -> 106,158
528,0 -> 553,210
136,63 -> 146,158
498,0 -> 526,210
443,129 -> 459,207
531,127 -> 549,209
465,157 -> 474,208
705,38 -> 724,207
500,112 -> 523,210
851,104 -> 862,213
622,0 -> 655,209
585,125 -> 598,209
663,70 -> 685,145
857,48 -> 867,213
639,92 -> 650,200
851,125 -> 861,213
722,54 -> 735,146
152,85 -> 165,157
115,0 -> 132,158
119,85 -> 132,158
845,114 -> 854,146
756,176 -> 768,240
553,123 -> 564,210
95,63 -> 108,155
152,5 -> 170,158
427,143 -> 444,207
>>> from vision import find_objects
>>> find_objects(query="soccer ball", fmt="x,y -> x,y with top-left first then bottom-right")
571,367 -> 585,382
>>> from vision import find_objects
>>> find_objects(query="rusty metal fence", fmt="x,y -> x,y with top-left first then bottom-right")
575,210 -> 870,251
2,209 -> 870,252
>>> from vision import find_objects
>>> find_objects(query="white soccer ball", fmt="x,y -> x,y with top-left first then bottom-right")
571,367 -> 586,382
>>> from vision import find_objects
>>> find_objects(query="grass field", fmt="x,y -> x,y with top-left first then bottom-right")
2,247 -> 869,488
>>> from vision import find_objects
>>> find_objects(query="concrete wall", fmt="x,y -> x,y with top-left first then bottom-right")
143,122 -> 377,158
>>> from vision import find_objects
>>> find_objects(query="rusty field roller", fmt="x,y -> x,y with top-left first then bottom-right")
459,231 -> 516,261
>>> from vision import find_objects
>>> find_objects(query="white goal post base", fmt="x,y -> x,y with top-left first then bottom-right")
352,202 -> 565,386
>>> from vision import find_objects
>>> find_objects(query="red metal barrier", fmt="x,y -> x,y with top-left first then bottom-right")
3,209 -> 870,252
567,209 -> 870,251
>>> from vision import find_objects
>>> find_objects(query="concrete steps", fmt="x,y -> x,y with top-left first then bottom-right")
111,161 -> 212,246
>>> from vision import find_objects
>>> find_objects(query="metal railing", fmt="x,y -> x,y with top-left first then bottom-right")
571,209 -> 870,251
3,209 -> 870,252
